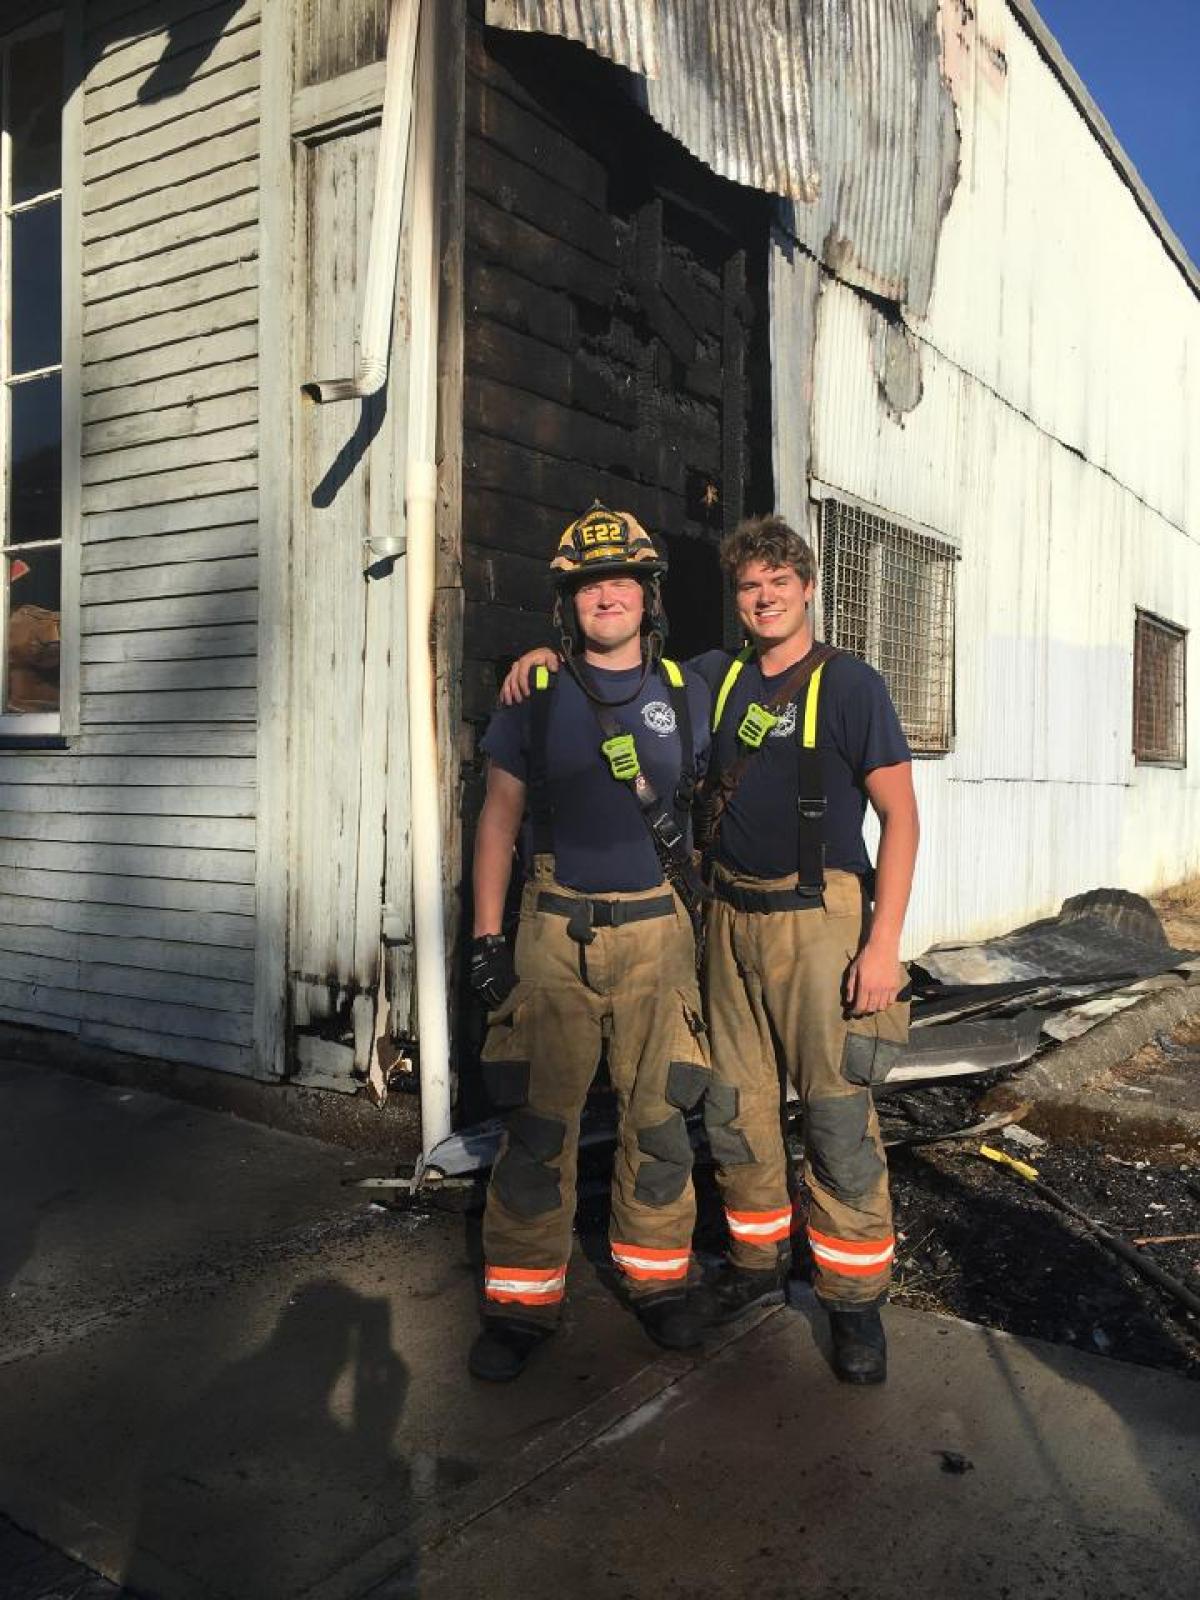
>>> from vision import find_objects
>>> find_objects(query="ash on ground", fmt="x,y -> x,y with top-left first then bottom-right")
877,1076 -> 1200,1377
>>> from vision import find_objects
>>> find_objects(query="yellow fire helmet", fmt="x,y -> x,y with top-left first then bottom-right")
549,502 -> 668,582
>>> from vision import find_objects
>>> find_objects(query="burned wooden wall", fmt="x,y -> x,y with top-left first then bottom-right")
461,8 -> 774,743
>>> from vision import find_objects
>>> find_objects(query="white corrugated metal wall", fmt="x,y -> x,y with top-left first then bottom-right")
809,0 -> 1200,953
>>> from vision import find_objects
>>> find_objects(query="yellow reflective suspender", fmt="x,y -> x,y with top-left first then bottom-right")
802,661 -> 826,748
712,646 -> 755,731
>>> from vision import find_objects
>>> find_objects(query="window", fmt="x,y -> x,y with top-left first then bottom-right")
1,16 -> 64,738
819,493 -> 957,754
1133,611 -> 1186,766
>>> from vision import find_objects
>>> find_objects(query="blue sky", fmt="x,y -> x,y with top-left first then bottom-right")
1032,0 -> 1200,266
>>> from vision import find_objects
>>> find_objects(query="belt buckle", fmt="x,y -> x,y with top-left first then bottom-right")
651,813 -> 685,854
566,900 -> 596,944
797,798 -> 827,822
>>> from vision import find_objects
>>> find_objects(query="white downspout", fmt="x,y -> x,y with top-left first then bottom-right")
405,0 -> 452,1155
302,0 -> 419,403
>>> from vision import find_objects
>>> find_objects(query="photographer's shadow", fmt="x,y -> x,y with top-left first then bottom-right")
124,1279 -> 418,1600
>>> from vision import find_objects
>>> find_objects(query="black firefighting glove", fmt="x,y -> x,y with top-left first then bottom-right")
469,934 -> 517,1010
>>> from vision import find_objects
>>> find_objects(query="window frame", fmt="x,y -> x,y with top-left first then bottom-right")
0,4 -> 80,747
812,482 -> 959,757
1132,607 -> 1187,769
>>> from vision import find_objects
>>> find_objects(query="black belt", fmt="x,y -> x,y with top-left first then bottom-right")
710,879 -> 823,914
536,891 -> 676,928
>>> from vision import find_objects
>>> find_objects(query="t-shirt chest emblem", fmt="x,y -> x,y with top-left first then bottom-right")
769,701 -> 798,739
641,700 -> 677,737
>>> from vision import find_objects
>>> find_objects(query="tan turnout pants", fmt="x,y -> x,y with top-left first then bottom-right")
703,867 -> 909,1307
480,861 -> 711,1326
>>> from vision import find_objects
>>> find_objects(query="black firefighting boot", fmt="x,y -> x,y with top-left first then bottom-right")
827,1303 -> 887,1385
468,1318 -> 554,1382
634,1292 -> 706,1351
692,1260 -> 787,1326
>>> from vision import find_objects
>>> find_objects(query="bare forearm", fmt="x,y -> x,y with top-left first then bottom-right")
473,813 -> 518,936
869,805 -> 919,953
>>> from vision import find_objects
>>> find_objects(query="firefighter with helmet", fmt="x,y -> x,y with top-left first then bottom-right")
467,504 -> 713,1381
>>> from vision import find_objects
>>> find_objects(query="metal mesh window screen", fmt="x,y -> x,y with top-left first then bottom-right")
1133,613 -> 1186,765
820,498 -> 956,753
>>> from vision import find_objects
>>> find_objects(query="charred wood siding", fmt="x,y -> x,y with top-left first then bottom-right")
0,0 -> 261,1074
461,17 -> 773,742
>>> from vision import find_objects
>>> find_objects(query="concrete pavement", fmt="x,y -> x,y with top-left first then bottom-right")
2,1056 -> 1197,1600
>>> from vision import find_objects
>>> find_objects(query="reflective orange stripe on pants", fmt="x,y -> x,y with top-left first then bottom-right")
807,1228 -> 895,1278
611,1242 -> 691,1282
484,1264 -> 568,1306
725,1206 -> 793,1246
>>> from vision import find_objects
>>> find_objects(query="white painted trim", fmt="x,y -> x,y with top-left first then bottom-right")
252,0 -> 296,1083
58,0 -> 83,739
808,477 -> 962,551
290,59 -> 386,140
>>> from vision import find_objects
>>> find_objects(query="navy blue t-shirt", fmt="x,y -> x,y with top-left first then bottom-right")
482,662 -> 712,893
690,649 -> 910,879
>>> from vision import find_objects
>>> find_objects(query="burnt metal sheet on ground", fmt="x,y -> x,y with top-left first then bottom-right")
919,890 -> 1197,988
884,1008 -> 1046,1084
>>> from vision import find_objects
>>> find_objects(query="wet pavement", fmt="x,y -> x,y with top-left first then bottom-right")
1,1054 -> 1198,1600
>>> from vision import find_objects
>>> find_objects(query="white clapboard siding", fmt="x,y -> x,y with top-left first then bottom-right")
0,919 -> 254,983
0,784 -> 254,815
74,730 -> 257,758
0,838 -> 254,884
86,125 -> 260,220
0,892 -> 255,949
86,227 -> 258,306
83,555 -> 258,602
82,658 -> 257,695
0,868 -> 253,916
80,624 -> 257,664
84,190 -> 258,275
86,5 -> 258,93
0,982 -> 253,1046
84,491 -> 257,541
83,523 -> 257,572
0,754 -> 255,786
0,0 -> 264,1072
84,91 -> 259,188
83,159 -> 260,246
82,592 -> 258,634
81,425 -> 257,486
82,362 -> 259,428
86,260 -> 258,337
85,51 -> 260,158
80,689 -> 257,724
0,812 -> 253,851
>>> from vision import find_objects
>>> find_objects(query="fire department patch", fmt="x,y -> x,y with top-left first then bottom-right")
641,700 -> 677,737
769,701 -> 798,739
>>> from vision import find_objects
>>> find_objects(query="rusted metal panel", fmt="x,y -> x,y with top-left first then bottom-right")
486,0 -> 960,315
486,0 -> 820,201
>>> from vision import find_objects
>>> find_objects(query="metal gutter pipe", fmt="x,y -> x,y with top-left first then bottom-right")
302,0 -> 420,403
404,0 -> 452,1155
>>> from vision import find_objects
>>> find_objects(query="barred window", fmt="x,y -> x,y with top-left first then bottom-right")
1133,611 -> 1186,766
820,496 -> 957,754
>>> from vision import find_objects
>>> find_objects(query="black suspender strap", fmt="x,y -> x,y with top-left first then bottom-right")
793,663 -> 829,896
660,657 -> 695,831
528,665 -> 555,858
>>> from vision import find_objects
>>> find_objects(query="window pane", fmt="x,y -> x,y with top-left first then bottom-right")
9,373 -> 62,545
9,29 -> 63,204
6,545 -> 61,714
11,201 -> 62,373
